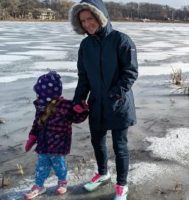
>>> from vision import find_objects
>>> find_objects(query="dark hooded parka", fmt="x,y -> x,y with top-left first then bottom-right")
70,0 -> 138,132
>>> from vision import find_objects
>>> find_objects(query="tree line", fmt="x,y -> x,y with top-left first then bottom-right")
0,0 -> 189,22
105,2 -> 189,21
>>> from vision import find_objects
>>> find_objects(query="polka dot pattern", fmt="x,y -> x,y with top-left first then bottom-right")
33,71 -> 62,106
33,98 -> 88,155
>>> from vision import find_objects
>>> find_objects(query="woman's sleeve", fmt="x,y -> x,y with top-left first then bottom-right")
109,34 -> 138,98
73,44 -> 90,104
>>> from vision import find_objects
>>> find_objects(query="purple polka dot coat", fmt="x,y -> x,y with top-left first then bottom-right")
29,97 -> 88,155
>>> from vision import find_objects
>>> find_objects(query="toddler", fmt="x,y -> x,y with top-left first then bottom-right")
24,71 -> 88,199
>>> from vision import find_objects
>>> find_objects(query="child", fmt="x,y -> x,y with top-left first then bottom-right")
24,71 -> 88,200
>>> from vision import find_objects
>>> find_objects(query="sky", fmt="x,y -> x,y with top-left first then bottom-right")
73,0 -> 189,9
118,0 -> 189,8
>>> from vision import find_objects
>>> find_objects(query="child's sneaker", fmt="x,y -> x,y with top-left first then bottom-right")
24,185 -> 46,200
83,172 -> 111,192
114,184 -> 128,200
56,180 -> 67,195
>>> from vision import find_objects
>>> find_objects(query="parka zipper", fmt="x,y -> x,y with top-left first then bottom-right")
94,35 -> 104,82
99,42 -> 104,82
93,35 -> 105,127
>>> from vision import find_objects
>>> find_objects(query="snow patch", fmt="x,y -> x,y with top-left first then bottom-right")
145,128 -> 189,165
128,162 -> 181,185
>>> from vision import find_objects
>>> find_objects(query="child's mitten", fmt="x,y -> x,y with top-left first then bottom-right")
25,134 -> 37,152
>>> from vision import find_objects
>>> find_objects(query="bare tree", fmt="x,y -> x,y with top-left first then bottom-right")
0,0 -> 188,21
50,0 -> 74,19
18,0 -> 40,18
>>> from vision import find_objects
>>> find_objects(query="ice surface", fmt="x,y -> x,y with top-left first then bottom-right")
139,62 -> 189,76
0,22 -> 189,83
0,55 -> 31,65
33,61 -> 77,71
8,50 -> 67,60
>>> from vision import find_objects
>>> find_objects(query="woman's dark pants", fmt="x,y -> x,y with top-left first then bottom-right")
91,128 -> 129,186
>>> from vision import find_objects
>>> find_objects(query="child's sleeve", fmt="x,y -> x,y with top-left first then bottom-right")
25,111 -> 39,152
71,109 -> 88,124
63,100 -> 88,123
65,102 -> 88,123
28,111 -> 40,137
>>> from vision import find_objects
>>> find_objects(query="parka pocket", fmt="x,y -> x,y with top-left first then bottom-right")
110,96 -> 129,114
112,97 -> 126,112
108,86 -> 129,114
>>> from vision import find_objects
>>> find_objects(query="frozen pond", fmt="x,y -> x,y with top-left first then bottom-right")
1,21 -> 189,200
0,21 -> 189,85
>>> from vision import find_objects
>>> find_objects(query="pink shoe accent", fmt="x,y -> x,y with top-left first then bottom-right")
24,185 -> 46,200
91,173 -> 101,182
115,184 -> 125,196
56,180 -> 67,195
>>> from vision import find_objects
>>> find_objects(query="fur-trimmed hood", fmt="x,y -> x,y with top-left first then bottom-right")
69,0 -> 110,35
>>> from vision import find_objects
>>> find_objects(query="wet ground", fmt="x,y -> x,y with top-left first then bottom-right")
1,74 -> 189,199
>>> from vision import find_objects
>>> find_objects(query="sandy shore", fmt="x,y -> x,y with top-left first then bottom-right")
1,73 -> 189,200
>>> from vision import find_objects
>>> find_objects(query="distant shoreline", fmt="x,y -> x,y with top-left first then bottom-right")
0,19 -> 189,24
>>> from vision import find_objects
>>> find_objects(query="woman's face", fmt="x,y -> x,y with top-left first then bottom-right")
79,10 -> 100,34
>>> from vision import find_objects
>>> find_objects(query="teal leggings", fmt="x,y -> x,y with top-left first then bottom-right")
35,154 -> 67,187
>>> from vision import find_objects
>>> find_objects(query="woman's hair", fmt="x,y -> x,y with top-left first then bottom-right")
69,2 -> 108,35
79,9 -> 99,22
38,99 -> 58,125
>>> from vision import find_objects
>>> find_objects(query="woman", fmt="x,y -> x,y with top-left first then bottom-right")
69,0 -> 138,199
